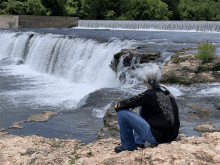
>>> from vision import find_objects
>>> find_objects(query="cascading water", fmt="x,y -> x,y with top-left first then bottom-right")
0,31 -> 142,110
0,32 -> 139,89
78,20 -> 220,32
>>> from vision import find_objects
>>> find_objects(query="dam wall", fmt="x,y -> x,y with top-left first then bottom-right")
0,15 -> 19,28
0,15 -> 79,28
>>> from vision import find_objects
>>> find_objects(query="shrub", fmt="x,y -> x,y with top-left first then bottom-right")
171,55 -> 179,63
195,40 -> 217,62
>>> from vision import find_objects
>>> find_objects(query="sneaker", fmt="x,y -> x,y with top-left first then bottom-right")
115,146 -> 137,153
136,143 -> 145,149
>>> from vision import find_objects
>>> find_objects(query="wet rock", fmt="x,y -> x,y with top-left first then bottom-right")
94,29 -> 110,31
9,121 -> 25,129
7,111 -> 58,130
0,57 -> 24,66
186,104 -> 212,118
160,48 -> 220,85
194,122 -> 220,132
109,46 -> 160,72
29,34 -> 34,38
214,103 -> 220,110
97,100 -> 140,140
0,128 -> 6,132
26,111 -> 58,122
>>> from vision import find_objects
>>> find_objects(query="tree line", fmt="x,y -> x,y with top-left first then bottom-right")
0,0 -> 220,21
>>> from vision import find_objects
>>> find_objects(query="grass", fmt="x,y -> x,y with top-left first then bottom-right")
30,158 -> 37,164
195,39 -> 217,62
52,143 -> 59,148
71,146 -> 81,164
147,144 -> 158,148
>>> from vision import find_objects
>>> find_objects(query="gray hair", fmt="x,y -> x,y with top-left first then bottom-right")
143,63 -> 162,82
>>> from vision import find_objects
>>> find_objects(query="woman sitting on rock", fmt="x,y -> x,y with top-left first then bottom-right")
114,64 -> 180,153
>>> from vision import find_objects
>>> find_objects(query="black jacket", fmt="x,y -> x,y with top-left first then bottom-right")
115,86 -> 180,144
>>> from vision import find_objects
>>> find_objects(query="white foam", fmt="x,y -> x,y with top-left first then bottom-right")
0,65 -> 96,109
92,103 -> 112,118
198,87 -> 220,95
73,26 -> 220,33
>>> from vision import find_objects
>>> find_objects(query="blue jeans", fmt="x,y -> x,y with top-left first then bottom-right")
117,106 -> 159,150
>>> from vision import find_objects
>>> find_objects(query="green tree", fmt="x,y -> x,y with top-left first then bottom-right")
209,0 -> 220,20
1,0 -> 27,15
65,0 -> 80,17
118,0 -> 173,20
160,0 -> 181,20
79,0 -> 103,19
177,0 -> 214,20
41,0 -> 66,16
25,0 -> 51,15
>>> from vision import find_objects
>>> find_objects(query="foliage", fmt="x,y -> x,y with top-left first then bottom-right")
177,0 -> 219,21
0,0 -> 220,22
172,55 -> 179,63
65,0 -> 80,17
120,0 -> 173,20
25,0 -> 51,15
41,0 -> 66,16
160,0 -> 181,20
0,0 -> 27,15
79,0 -> 99,19
195,40 -> 217,62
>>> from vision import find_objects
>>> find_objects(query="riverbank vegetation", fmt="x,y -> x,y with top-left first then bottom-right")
0,0 -> 220,21
195,40 -> 217,62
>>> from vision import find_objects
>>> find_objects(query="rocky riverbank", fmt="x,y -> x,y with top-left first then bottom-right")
0,127 -> 220,164
161,49 -> 220,85
1,105 -> 220,164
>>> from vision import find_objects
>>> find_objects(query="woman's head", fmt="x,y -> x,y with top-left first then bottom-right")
143,63 -> 162,88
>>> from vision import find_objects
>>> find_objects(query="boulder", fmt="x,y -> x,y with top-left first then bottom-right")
97,100 -> 140,140
8,111 -> 58,130
26,111 -> 58,122
160,48 -> 220,85
0,57 -> 24,66
194,122 -> 220,132
110,45 -> 160,72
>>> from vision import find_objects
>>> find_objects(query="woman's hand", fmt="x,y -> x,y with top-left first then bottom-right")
114,102 -> 119,109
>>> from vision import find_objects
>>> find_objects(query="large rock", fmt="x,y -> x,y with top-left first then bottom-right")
0,57 -> 24,66
160,48 -> 220,85
110,45 -> 160,72
6,111 -> 58,130
0,131 -> 220,165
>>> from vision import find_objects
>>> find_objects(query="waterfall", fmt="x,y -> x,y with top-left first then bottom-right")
0,32 -> 137,88
78,20 -> 220,32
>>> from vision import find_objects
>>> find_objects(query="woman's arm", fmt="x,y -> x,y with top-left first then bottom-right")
114,92 -> 146,112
